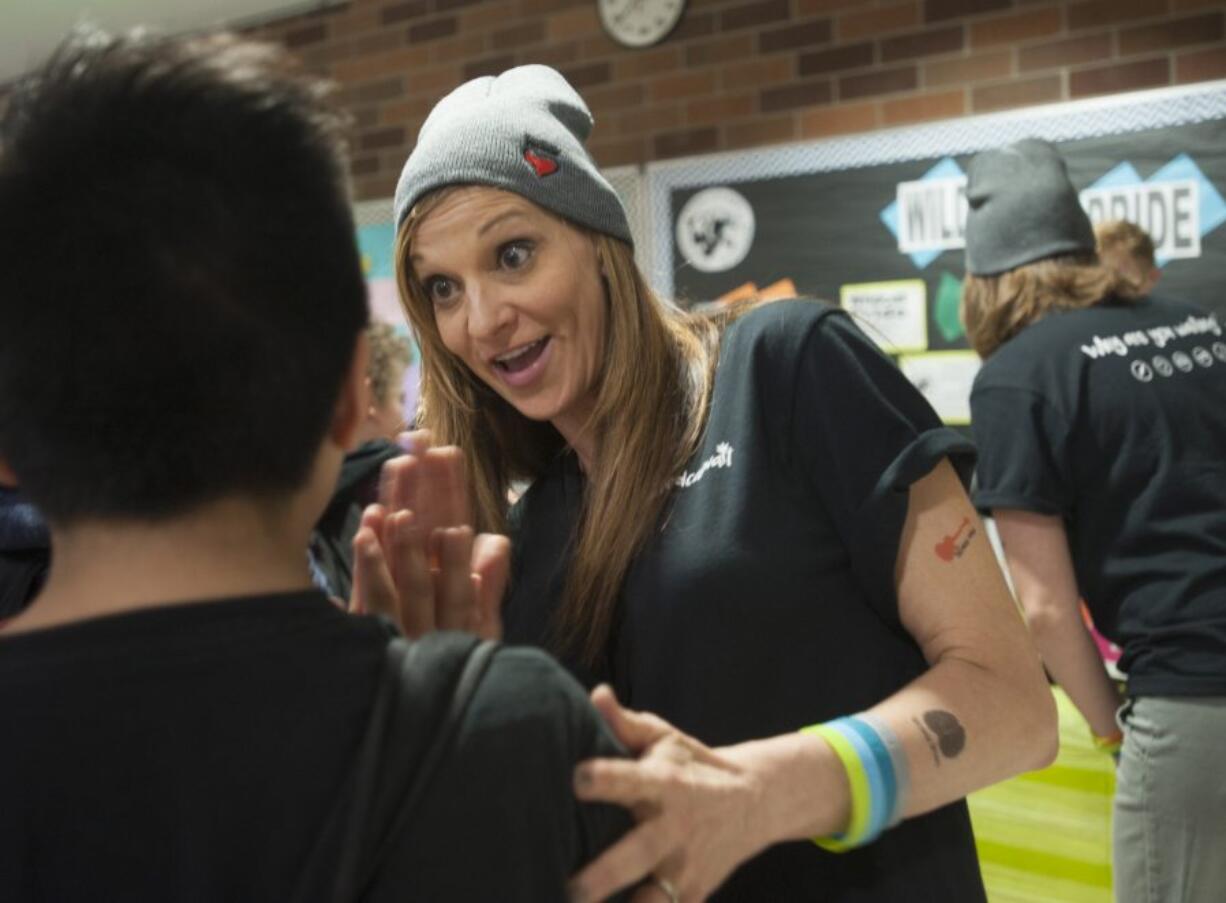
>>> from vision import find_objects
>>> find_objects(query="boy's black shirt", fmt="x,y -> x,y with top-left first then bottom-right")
0,590 -> 629,901
971,296 -> 1226,696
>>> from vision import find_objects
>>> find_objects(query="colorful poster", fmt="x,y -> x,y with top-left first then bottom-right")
896,351 -> 981,425
839,279 -> 928,354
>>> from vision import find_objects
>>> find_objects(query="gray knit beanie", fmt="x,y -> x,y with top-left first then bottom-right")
965,139 -> 1095,276
392,64 -> 632,245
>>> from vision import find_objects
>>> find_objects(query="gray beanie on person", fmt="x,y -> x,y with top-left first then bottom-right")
964,138 -> 1095,276
392,64 -> 632,245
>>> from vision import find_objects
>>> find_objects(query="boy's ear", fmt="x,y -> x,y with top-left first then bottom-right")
0,458 -> 17,489
329,331 -> 370,451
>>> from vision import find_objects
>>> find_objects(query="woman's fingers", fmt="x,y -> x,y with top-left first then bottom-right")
472,532 -> 510,637
434,525 -> 475,631
350,524 -> 397,621
590,685 -> 674,753
388,510 -> 435,638
568,819 -> 673,903
397,428 -> 432,456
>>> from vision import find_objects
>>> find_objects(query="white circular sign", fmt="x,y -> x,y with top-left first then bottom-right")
676,187 -> 756,274
1193,346 -> 1214,368
1130,360 -> 1153,383
1213,341 -> 1226,362
1173,351 -> 1194,372
1152,355 -> 1173,377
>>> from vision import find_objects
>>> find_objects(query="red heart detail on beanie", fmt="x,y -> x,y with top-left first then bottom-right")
524,148 -> 558,177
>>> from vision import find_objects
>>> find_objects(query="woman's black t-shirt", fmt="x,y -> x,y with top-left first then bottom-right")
970,295 -> 1226,697
507,299 -> 985,902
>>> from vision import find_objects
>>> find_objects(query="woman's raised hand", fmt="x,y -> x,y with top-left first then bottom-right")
348,435 -> 509,639
568,686 -> 772,903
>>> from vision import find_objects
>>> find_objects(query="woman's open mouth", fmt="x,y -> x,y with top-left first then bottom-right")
492,336 -> 551,387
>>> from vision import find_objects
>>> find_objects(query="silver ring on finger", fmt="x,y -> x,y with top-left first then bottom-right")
651,875 -> 680,903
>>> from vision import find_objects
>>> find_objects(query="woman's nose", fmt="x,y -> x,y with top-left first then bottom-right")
466,282 -> 514,342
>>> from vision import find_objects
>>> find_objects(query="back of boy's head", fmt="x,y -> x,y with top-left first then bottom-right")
0,28 -> 368,524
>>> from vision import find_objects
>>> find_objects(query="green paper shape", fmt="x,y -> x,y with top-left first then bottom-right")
934,271 -> 965,343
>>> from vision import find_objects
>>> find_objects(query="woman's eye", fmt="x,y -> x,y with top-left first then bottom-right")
499,240 -> 533,270
425,276 -> 456,305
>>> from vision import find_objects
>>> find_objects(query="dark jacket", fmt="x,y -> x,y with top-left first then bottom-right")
310,440 -> 401,601
0,488 -> 49,621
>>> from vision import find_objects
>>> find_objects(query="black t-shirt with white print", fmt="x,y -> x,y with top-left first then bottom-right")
971,295 -> 1226,697
506,299 -> 985,903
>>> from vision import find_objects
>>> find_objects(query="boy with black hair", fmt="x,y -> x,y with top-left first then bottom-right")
0,28 -> 625,901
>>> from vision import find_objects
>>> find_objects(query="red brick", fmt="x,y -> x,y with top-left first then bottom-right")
613,105 -> 684,136
285,22 -> 328,47
720,56 -> 794,90
382,0 -> 429,25
616,45 -> 682,79
562,61 -> 613,89
427,33 -> 487,65
351,30 -> 406,57
799,42 -> 875,77
341,76 -> 407,106
838,1 -> 919,41
360,126 -> 406,151
1069,57 -> 1171,97
1173,0 -> 1226,9
924,48 -> 1012,86
882,88 -> 965,123
1176,43 -> 1226,82
839,65 -> 918,100
799,101 -> 879,137
585,82 -> 647,114
460,0 -> 516,30
654,126 -> 720,159
687,93 -> 757,126
1019,32 -> 1112,71
492,20 -> 546,50
1068,0 -> 1168,30
970,6 -> 1063,48
408,17 -> 459,43
437,0 -> 487,10
798,0 -> 863,12
760,79 -> 833,113
926,0 -> 1011,23
881,25 -> 964,62
650,70 -> 719,103
350,155 -> 381,177
971,73 -> 1062,111
549,7 -> 600,41
1119,13 -> 1224,55
523,41 -> 580,67
685,34 -> 755,67
673,12 -> 718,42
589,137 -> 647,169
720,0 -> 790,32
463,54 -> 515,80
759,18 -> 833,53
354,172 -> 400,202
726,113 -> 797,149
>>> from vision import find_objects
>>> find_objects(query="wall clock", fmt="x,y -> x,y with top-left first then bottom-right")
598,0 -> 687,48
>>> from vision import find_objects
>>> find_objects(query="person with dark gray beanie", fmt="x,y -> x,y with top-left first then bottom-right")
963,139 -> 1226,903
382,64 -> 1059,902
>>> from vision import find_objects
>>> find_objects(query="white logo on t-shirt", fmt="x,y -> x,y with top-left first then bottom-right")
676,442 -> 734,489
1130,360 -> 1153,383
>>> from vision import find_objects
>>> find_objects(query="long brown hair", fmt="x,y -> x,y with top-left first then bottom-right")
961,253 -> 1138,358
396,187 -> 724,666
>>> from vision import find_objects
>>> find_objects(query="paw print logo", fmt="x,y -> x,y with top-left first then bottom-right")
1193,346 -> 1214,368
1172,351 -> 1194,373
1152,355 -> 1173,377
1130,360 -> 1153,383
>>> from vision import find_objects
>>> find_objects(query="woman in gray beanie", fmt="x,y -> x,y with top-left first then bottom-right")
387,65 -> 1056,902
962,139 -> 1226,903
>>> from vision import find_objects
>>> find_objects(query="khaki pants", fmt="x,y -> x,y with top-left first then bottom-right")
1113,695 -> 1226,903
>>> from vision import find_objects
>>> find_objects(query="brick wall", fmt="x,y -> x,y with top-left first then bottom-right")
165,1 -> 1226,200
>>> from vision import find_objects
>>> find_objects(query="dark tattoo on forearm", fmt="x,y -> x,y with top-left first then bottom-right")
935,517 -> 977,562
912,710 -> 966,766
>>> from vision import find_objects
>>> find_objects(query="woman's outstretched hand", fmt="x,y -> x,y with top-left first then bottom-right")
568,686 -> 774,903
348,439 -> 508,639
